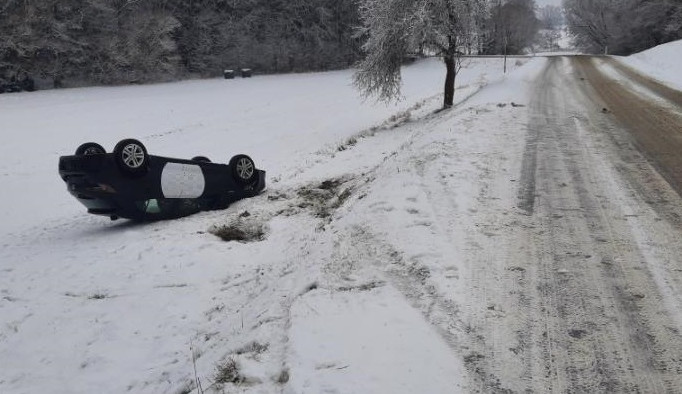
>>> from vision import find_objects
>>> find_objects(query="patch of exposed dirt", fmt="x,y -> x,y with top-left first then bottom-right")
296,177 -> 355,219
210,216 -> 267,243
214,358 -> 245,385
337,280 -> 385,292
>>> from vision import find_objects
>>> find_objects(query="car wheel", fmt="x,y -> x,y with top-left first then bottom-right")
114,139 -> 148,175
192,156 -> 211,162
75,142 -> 106,156
229,154 -> 257,185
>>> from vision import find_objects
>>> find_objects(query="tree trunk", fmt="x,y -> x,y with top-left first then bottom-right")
443,54 -> 455,108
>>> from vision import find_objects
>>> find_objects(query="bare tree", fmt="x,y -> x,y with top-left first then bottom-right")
353,0 -> 486,108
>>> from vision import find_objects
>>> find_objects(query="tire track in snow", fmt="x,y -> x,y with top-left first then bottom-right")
335,225 -> 497,392
326,103 -> 533,392
519,56 -> 682,393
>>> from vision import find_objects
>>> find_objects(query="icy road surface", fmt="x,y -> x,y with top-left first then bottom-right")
3,51 -> 682,393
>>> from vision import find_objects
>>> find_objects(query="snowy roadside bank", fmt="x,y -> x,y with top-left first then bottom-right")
615,39 -> 682,91
185,57 -> 547,393
0,57 -> 542,394
284,58 -> 547,393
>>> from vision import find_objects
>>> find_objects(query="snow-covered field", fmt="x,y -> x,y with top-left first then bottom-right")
617,39 -> 682,91
1,56 -> 542,394
0,58 -> 507,237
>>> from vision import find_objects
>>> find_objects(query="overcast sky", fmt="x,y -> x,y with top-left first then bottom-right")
536,0 -> 562,7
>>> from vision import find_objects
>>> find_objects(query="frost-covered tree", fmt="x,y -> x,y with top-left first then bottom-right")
353,0 -> 486,108
0,0 -> 182,85
564,0 -> 682,55
563,0 -> 623,54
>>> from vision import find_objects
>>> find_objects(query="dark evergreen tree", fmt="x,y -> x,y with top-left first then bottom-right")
0,0 -> 362,88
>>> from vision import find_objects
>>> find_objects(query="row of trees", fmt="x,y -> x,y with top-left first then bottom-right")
481,0 -> 540,55
1,0 -> 547,90
354,0 -> 540,107
354,0 -> 486,107
0,0 -> 361,87
564,0 -> 682,55
1,0 -> 546,92
355,0 -> 682,106
538,5 -> 563,30
535,5 -> 563,52
9,0 -> 680,105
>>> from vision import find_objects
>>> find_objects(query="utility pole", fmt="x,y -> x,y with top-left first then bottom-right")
504,34 -> 507,74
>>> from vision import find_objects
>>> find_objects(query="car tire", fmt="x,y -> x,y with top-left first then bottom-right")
114,139 -> 148,175
75,142 -> 106,156
191,156 -> 211,162
229,154 -> 257,185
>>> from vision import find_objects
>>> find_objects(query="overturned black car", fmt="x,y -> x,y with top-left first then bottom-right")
58,139 -> 265,220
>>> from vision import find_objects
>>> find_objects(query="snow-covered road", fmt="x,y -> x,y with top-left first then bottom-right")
479,56 -> 682,392
3,51 -> 682,394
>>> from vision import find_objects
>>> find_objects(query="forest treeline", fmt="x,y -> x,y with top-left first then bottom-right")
0,0 -> 361,88
1,0 -> 681,90
565,0 -> 682,55
0,0 -> 539,89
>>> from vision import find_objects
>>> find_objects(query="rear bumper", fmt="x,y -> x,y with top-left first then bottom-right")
251,170 -> 267,194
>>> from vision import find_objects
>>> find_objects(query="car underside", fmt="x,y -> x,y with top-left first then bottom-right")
58,139 -> 265,220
